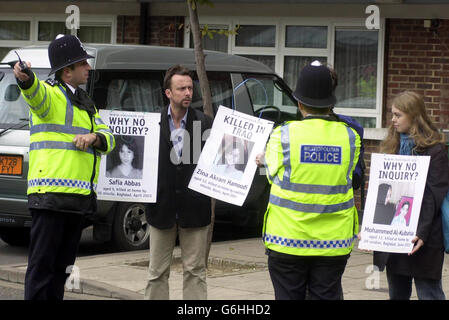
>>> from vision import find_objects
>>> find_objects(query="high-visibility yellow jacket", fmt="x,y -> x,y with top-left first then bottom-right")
263,116 -> 361,256
20,74 -> 115,196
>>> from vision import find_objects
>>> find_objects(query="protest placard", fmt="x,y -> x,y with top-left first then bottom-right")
188,105 -> 274,206
96,110 -> 160,203
358,153 -> 430,253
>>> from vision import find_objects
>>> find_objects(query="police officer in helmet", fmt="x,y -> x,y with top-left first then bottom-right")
14,35 -> 115,300
262,61 -> 361,300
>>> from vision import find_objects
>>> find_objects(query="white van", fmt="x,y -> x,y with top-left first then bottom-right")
0,44 -> 299,251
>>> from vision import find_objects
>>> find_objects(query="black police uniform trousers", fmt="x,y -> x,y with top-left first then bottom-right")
24,209 -> 85,300
267,249 -> 349,300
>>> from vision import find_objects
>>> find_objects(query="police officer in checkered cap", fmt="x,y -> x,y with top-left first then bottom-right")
262,61 -> 362,300
13,34 -> 115,300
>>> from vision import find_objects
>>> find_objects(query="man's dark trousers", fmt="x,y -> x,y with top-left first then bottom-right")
267,250 -> 349,300
24,209 -> 85,300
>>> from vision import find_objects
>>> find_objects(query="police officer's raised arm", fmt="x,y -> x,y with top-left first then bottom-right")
14,61 -> 56,121
14,61 -> 33,88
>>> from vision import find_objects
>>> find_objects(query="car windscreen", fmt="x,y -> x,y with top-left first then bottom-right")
0,68 -> 49,129
242,74 -> 299,122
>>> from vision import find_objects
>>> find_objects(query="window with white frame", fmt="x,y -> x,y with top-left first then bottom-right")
77,24 -> 112,43
0,19 -> 31,60
38,22 -> 69,41
0,21 -> 30,41
334,28 -> 379,128
185,17 -> 384,128
235,25 -> 276,47
37,21 -> 112,43
285,25 -> 327,49
0,16 -> 115,60
238,55 -> 275,72
188,24 -> 229,53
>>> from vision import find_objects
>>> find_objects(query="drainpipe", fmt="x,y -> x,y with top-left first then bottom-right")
121,16 -> 126,43
174,16 -> 181,47
139,2 -> 149,44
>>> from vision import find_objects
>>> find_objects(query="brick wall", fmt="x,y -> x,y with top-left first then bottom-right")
355,18 -> 449,216
116,16 -> 184,47
116,16 -> 140,44
385,18 -> 449,130
149,16 -> 184,47
354,138 -> 382,214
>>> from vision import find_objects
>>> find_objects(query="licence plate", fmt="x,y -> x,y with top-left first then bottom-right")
0,155 -> 23,176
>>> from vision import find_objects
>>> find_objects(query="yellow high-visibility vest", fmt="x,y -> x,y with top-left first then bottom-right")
20,74 -> 115,196
263,117 -> 361,256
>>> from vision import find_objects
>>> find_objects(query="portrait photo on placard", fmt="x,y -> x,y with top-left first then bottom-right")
106,135 -> 144,179
391,196 -> 414,227
212,133 -> 254,181
372,180 -> 415,226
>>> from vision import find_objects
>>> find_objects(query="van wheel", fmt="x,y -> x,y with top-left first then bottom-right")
0,227 -> 30,247
112,203 -> 150,251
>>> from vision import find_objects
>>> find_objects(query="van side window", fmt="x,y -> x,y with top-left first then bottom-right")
92,71 -> 165,113
0,69 -> 48,127
191,71 -> 233,115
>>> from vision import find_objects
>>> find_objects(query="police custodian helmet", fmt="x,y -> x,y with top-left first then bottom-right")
293,61 -> 336,108
48,34 -> 94,75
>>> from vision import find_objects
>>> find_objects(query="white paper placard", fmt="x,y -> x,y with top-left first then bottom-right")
97,110 -> 160,203
358,153 -> 430,253
188,105 -> 274,206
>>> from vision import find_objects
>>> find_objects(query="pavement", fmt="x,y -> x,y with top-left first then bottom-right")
1,237 -> 449,300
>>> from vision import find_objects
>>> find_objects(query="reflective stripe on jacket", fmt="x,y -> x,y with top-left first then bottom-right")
263,117 -> 361,256
20,74 -> 115,195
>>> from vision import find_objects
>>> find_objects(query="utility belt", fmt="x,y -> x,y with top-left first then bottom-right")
265,248 -> 350,261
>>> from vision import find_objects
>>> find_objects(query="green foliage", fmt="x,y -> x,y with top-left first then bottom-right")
358,76 -> 376,98
201,24 -> 239,39
187,0 -> 214,10
187,0 -> 238,39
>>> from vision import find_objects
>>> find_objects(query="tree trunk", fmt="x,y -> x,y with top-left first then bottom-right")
187,2 -> 213,118
187,0 -> 215,267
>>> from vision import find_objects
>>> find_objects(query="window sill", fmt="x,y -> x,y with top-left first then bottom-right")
364,128 -> 387,141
